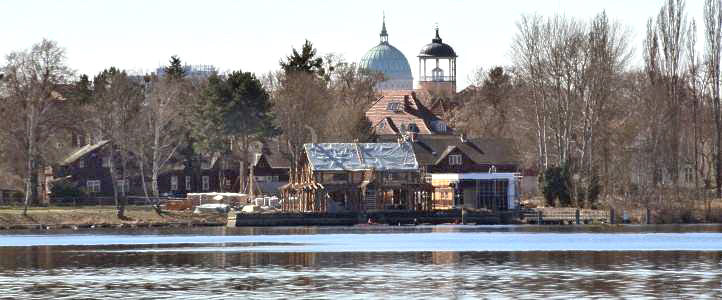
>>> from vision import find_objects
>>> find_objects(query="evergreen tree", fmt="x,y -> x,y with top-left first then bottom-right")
192,71 -> 278,193
542,163 -> 572,207
165,55 -> 185,80
280,40 -> 324,76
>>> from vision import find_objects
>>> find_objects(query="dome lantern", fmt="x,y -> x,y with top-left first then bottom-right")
417,24 -> 457,94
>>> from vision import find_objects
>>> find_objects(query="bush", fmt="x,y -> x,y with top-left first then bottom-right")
51,181 -> 85,198
542,163 -> 572,207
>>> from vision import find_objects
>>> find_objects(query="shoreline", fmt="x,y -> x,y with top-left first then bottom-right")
1,205 -> 720,231
0,206 -> 228,231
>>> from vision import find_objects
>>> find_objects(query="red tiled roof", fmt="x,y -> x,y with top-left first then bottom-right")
366,91 -> 444,136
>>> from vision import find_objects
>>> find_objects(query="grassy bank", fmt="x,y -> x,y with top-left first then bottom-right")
0,206 -> 227,229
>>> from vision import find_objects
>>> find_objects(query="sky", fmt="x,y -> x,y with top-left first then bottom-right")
0,0 -> 707,88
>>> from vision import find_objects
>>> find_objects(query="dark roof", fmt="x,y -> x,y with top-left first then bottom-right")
256,139 -> 291,169
411,135 -> 518,166
418,28 -> 457,58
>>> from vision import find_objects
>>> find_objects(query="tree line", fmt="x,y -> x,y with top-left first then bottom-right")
450,0 -> 721,217
0,39 -> 379,217
2,0 -> 721,218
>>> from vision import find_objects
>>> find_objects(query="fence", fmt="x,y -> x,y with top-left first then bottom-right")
520,208 -> 610,224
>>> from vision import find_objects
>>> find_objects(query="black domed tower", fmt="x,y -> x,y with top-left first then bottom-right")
417,25 -> 457,94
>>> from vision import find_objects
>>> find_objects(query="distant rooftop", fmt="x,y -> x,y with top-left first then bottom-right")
155,64 -> 217,78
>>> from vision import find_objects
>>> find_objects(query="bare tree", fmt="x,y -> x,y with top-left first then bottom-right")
0,39 -> 74,215
655,0 -> 687,191
271,71 -> 330,166
87,68 -> 144,217
144,72 -> 192,197
705,0 -> 722,198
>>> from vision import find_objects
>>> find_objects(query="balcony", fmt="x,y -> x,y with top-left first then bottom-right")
418,75 -> 456,82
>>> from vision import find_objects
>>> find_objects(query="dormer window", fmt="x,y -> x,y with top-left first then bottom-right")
386,102 -> 402,112
449,154 -> 462,165
432,120 -> 447,133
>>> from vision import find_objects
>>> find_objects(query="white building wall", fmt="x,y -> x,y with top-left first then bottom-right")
431,173 -> 519,210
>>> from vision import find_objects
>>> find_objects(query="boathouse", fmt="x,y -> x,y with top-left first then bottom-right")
411,135 -> 520,210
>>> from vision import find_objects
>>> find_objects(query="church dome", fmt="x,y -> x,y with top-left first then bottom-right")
419,28 -> 457,58
359,18 -> 413,91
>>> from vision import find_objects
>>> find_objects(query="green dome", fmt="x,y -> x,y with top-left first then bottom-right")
359,19 -> 413,91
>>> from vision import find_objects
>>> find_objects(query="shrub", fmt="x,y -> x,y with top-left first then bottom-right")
51,181 -> 85,198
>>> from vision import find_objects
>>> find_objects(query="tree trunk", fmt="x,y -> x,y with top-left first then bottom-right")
22,110 -> 36,217
714,95 -> 722,198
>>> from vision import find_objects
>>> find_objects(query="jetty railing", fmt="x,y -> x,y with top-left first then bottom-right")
520,208 -> 610,224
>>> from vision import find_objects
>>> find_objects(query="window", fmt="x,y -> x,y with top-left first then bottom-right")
117,180 -> 129,196
185,176 -> 191,191
79,159 -> 85,168
202,176 -> 210,191
86,180 -> 101,193
432,67 -> 444,81
449,154 -> 462,165
255,176 -> 266,182
102,156 -> 111,168
170,176 -> 178,191
684,166 -> 693,184
432,121 -> 447,133
201,157 -> 211,170
332,173 -> 347,182
407,123 -> 419,133
386,102 -> 401,112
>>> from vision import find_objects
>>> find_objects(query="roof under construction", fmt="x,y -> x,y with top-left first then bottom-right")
303,142 -> 419,171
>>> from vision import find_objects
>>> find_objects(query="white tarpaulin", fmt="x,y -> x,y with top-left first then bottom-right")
304,142 -> 418,171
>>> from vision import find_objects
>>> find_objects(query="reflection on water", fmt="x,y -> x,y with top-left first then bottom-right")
1,225 -> 721,299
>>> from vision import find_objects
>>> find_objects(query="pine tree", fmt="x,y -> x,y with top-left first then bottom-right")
280,40 -> 324,76
165,55 -> 185,80
192,71 -> 278,193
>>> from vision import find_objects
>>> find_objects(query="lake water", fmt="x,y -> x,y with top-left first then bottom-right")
1,225 -> 721,299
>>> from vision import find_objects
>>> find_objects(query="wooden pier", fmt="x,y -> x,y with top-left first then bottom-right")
520,208 -> 610,224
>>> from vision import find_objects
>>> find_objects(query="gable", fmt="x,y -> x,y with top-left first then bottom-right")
365,93 -> 437,135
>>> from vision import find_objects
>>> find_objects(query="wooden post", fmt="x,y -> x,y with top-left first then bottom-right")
609,208 -> 616,224
645,207 -> 651,225
575,209 -> 580,225
537,210 -> 543,225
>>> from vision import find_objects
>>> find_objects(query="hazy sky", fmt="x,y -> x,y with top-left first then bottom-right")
0,0 -> 707,87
